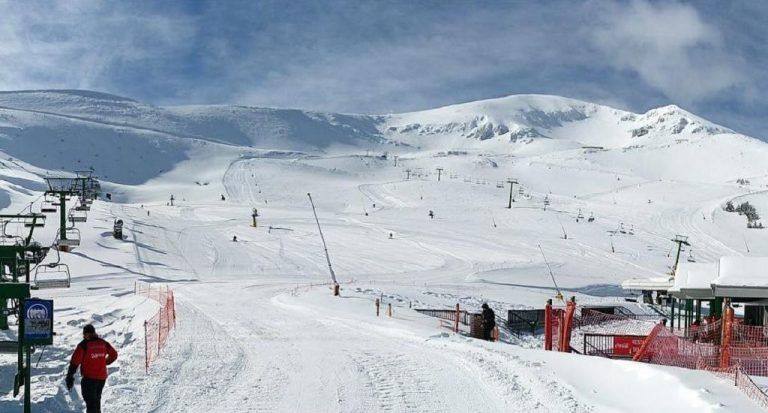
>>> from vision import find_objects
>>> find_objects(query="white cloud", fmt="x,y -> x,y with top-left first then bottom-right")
0,1 -> 195,92
590,0 -> 746,104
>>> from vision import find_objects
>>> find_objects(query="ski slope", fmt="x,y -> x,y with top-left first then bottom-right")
0,90 -> 767,411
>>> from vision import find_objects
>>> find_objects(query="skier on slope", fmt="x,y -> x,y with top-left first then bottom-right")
66,324 -> 118,413
480,303 -> 496,341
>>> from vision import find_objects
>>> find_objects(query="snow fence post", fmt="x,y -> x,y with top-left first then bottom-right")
544,299 -> 553,351
375,298 -> 380,317
144,320 -> 149,373
559,297 -> 576,352
454,304 -> 460,333
632,322 -> 665,362
387,303 -> 392,317
720,304 -> 734,369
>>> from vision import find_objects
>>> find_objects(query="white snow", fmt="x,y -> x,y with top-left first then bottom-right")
0,90 -> 766,411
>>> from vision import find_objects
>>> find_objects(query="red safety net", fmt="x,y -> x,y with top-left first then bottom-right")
634,313 -> 768,377
543,300 -> 768,407
544,304 -> 660,353
135,282 -> 176,372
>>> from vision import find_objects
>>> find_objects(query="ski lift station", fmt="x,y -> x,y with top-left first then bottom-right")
623,256 -> 768,328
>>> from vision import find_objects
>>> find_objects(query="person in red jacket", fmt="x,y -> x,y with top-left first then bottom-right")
66,324 -> 118,413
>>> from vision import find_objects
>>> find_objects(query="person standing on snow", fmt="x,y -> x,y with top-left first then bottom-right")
66,324 -> 118,413
481,303 -> 496,341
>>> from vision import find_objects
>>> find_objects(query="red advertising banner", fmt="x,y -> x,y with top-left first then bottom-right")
614,336 -> 645,357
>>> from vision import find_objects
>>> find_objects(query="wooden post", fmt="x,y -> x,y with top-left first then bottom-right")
720,302 -> 734,368
454,303 -> 460,333
387,303 -> 392,317
375,298 -> 380,317
333,283 -> 340,297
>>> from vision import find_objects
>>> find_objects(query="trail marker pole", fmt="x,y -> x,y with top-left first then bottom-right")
375,299 -> 380,316
144,321 -> 149,373
454,304 -> 460,333
436,167 -> 443,182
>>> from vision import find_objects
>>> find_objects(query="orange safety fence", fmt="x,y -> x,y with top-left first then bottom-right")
135,282 -> 176,372
542,299 -> 768,408
544,303 -> 660,353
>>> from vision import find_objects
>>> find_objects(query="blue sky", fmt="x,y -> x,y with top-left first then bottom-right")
1,0 -> 766,139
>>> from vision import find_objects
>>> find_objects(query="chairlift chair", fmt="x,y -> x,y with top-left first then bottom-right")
68,210 -> 87,223
588,212 -> 595,222
577,209 -> 584,219
23,215 -> 46,228
518,187 -> 524,195
57,228 -> 81,247
75,202 -> 90,212
32,248 -> 71,289
496,181 -> 504,188
41,202 -> 57,213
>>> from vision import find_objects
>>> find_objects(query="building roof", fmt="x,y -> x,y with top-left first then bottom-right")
669,262 -> 717,299
712,256 -> 768,298
621,276 -> 673,292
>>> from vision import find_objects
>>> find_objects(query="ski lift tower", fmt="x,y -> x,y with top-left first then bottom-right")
0,214 -> 46,329
670,235 -> 691,275
506,178 -> 518,209
44,177 -> 89,251
435,167 -> 444,182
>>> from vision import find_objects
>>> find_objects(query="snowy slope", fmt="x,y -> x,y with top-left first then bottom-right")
1,90 -> 767,411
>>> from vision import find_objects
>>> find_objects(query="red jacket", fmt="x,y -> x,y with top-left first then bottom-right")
69,337 -> 118,380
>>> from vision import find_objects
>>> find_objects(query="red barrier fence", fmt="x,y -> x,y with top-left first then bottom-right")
135,282 -> 176,372
543,299 -> 768,408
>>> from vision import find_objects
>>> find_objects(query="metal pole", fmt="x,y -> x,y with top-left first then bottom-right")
59,193 -> 67,242
24,346 -> 31,413
507,180 -> 517,209
307,193 -> 338,285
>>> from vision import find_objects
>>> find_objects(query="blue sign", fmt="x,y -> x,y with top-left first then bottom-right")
22,299 -> 53,346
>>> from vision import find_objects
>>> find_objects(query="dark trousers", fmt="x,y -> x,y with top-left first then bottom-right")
81,378 -> 106,413
482,325 -> 495,341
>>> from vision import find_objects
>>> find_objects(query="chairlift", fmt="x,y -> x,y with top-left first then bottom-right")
619,223 -> 627,234
23,215 -> 46,228
543,195 -> 550,206
41,202 -> 57,213
57,228 -> 81,247
518,187 -> 524,195
75,201 -> 90,212
496,181 -> 504,188
69,210 -> 87,223
628,224 -> 635,235
32,247 -> 71,289
577,209 -> 584,220
587,212 -> 595,223
687,250 -> 696,263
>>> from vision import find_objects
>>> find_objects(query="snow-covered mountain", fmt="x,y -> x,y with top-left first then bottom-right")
3,90 -> 768,412
0,89 -> 764,187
